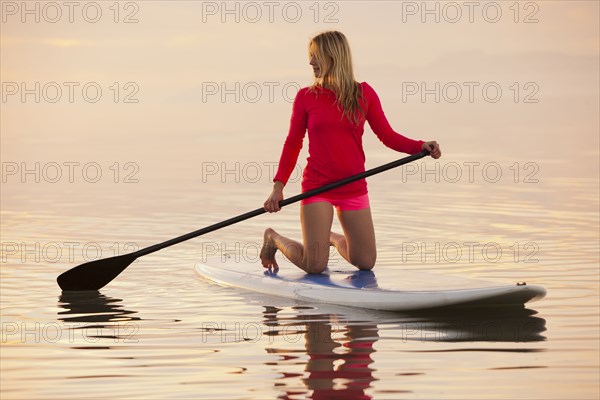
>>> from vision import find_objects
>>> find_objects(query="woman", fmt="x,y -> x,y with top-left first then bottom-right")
261,31 -> 441,274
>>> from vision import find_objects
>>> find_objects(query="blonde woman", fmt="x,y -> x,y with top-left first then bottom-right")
262,31 -> 441,273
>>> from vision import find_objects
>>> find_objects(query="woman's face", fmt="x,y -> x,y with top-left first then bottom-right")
309,52 -> 321,78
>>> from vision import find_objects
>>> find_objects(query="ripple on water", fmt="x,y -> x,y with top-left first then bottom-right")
1,157 -> 598,400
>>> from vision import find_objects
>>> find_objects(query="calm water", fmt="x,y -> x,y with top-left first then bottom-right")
2,155 -> 598,399
2,1 -> 599,399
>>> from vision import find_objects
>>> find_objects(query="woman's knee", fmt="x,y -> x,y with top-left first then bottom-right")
302,254 -> 328,274
303,244 -> 330,274
305,262 -> 328,274
350,251 -> 376,271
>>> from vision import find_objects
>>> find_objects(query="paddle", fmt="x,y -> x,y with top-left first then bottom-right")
57,149 -> 430,291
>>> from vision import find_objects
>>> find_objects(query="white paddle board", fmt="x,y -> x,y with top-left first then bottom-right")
194,255 -> 546,311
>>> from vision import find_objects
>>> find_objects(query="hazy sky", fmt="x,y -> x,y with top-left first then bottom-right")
1,1 -> 598,198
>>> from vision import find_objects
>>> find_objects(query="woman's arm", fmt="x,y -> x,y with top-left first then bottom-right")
265,89 -> 308,213
363,82 -> 425,155
273,88 -> 308,185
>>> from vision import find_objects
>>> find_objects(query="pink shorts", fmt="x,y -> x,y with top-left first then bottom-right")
301,193 -> 370,211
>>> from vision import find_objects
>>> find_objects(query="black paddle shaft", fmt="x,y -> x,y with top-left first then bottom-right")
135,149 -> 429,258
57,149 -> 429,291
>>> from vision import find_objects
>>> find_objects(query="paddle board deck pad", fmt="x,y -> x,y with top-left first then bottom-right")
195,256 -> 546,311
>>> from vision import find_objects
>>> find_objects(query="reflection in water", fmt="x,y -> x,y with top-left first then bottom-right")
58,291 -> 140,324
263,306 -> 378,400
401,306 -> 547,343
262,305 -> 546,399
57,291 -> 141,344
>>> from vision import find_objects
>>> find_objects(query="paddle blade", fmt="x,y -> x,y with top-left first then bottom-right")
57,253 -> 137,291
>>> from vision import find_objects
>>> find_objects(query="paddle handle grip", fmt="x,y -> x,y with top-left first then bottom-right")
135,149 -> 430,257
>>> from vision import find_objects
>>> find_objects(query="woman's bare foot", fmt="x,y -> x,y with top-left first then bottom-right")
329,231 -> 348,260
260,228 -> 279,271
329,231 -> 345,246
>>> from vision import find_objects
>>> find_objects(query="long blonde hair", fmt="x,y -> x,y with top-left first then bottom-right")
309,31 -> 365,126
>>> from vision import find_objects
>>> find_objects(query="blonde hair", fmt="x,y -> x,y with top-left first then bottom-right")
309,31 -> 365,126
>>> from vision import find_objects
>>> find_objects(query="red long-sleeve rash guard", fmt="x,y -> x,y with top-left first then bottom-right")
273,82 -> 424,199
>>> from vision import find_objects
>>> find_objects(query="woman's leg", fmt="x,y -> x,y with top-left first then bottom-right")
260,202 -> 334,274
333,207 -> 377,270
